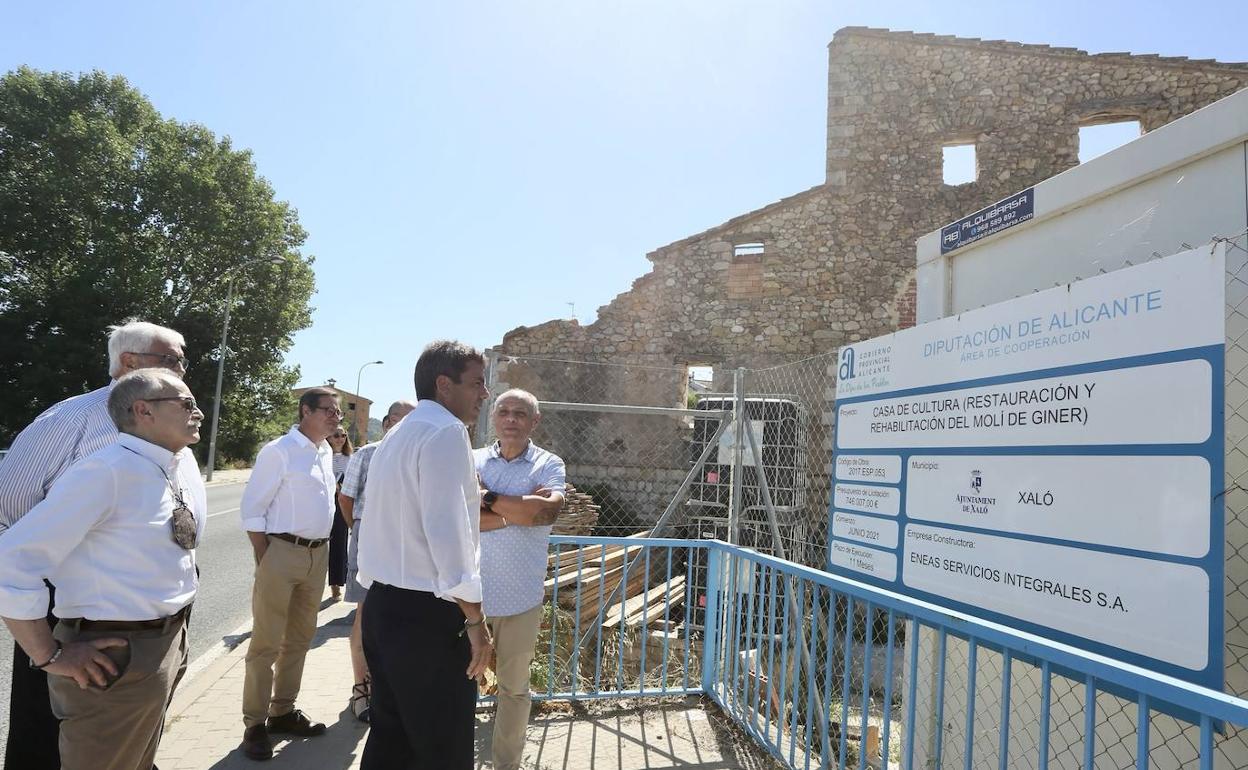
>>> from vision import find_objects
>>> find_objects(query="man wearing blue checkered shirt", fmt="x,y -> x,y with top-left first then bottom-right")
475,389 -> 565,770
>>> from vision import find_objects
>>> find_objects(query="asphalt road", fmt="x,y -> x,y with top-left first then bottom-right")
0,481 -> 257,762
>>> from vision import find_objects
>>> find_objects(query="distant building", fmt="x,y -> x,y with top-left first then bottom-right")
291,379 -> 372,444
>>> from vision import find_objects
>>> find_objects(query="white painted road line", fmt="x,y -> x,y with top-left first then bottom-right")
207,506 -> 240,519
180,614 -> 254,688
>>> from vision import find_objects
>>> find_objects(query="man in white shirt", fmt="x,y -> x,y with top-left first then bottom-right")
238,387 -> 340,761
337,398 -> 416,723
0,319 -> 189,770
357,340 -> 493,770
476,389 -> 566,770
0,369 -> 207,770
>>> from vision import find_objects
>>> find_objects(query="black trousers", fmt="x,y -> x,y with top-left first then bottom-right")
328,508 -> 349,586
361,583 -> 477,770
5,587 -> 60,770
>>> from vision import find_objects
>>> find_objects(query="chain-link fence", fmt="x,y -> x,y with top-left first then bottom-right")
480,353 -> 836,564
487,237 -> 1248,767
479,355 -> 698,538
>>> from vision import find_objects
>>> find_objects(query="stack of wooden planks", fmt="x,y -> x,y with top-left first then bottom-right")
549,484 -> 600,536
544,532 -> 687,633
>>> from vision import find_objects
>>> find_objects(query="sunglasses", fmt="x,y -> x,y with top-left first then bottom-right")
146,396 -> 200,414
330,432 -> 347,439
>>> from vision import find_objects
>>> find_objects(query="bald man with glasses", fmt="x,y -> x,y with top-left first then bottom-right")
0,369 -> 207,770
0,319 -> 191,770
238,387 -> 340,761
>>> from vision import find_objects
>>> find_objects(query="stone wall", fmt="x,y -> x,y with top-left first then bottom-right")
498,28 -> 1248,380
493,29 -> 1248,560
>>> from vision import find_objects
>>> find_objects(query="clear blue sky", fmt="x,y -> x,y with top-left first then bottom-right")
3,1 -> 1244,411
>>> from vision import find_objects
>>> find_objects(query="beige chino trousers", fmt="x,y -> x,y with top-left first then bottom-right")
488,604 -> 544,770
48,620 -> 187,770
242,535 -> 328,727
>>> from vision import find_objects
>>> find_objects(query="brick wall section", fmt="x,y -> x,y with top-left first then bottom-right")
726,256 -> 764,300
895,277 -> 917,331
499,26 -> 1248,382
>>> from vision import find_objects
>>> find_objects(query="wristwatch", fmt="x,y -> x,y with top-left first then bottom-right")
482,490 -> 498,511
459,614 -> 488,637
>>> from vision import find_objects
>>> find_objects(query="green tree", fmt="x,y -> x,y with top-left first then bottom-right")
0,67 -> 316,464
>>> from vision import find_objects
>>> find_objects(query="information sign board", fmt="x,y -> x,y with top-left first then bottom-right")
940,187 -> 1034,254
830,245 -> 1225,687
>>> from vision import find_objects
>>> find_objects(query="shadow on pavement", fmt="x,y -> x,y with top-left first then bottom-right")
203,708 -> 367,769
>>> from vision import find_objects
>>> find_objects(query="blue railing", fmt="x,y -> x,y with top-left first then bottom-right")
504,536 -> 704,703
528,536 -> 1248,769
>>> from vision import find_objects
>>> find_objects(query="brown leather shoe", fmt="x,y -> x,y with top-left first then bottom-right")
266,708 -> 327,736
241,725 -> 273,761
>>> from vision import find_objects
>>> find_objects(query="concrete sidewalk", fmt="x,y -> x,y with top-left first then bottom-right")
202,468 -> 252,487
156,594 -> 780,770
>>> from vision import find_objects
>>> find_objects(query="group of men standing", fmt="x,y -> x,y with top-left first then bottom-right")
0,328 -> 566,770
352,342 -> 565,769
0,321 -> 202,770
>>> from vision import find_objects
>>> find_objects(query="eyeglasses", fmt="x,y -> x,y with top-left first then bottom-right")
127,351 -> 190,371
146,396 -> 200,413
313,405 -> 344,418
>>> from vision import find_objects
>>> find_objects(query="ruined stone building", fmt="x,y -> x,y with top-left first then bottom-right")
489,28 -> 1248,543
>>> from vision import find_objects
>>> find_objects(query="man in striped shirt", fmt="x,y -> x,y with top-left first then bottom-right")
0,319 -> 191,770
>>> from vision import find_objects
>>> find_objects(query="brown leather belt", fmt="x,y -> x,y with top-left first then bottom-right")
270,532 -> 329,548
61,603 -> 192,633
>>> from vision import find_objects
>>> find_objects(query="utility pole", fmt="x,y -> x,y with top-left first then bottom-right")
205,256 -> 287,481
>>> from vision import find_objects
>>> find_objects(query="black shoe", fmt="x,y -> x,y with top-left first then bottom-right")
241,725 -> 273,761
267,708 -> 327,736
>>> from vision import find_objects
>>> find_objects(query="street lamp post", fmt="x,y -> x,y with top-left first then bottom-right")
352,360 -> 383,443
204,257 -> 287,481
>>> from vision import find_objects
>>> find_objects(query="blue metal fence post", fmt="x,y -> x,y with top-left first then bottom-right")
702,545 -> 723,696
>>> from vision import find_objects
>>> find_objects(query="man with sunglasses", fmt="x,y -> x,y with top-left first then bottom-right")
0,369 -> 207,770
238,387 -> 340,761
0,319 -> 190,770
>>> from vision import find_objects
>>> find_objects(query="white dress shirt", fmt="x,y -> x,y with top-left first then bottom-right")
0,383 -> 118,534
357,400 -> 482,603
240,425 -> 336,539
0,433 -> 207,621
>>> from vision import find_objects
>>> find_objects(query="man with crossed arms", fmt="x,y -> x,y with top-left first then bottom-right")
476,388 -> 566,770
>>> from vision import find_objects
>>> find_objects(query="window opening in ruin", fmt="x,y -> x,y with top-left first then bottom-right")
733,242 -> 765,258
686,365 -> 713,410
1078,120 -> 1142,164
942,143 -> 977,186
